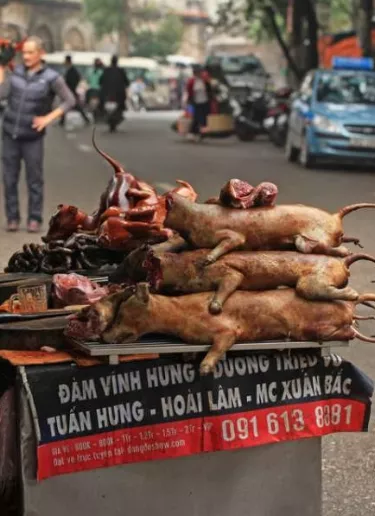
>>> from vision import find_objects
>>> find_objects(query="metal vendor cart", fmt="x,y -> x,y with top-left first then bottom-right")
11,338 -> 356,516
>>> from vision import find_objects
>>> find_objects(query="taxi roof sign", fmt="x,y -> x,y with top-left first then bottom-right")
332,56 -> 374,70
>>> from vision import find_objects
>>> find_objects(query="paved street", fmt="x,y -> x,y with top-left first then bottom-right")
1,112 -> 375,515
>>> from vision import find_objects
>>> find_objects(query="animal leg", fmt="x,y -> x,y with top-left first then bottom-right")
209,271 -> 244,314
295,235 -> 350,257
342,236 -> 363,248
200,332 -> 236,375
203,231 -> 246,266
296,276 -> 359,301
151,235 -> 188,254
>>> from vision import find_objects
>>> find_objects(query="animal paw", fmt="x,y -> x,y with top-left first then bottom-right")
209,300 -> 223,315
196,255 -> 215,269
199,362 -> 213,376
343,287 -> 359,301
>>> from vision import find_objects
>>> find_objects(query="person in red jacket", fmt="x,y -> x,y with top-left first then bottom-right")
186,65 -> 212,141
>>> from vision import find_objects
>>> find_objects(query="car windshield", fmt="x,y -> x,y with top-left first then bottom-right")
316,72 -> 375,105
208,55 -> 265,75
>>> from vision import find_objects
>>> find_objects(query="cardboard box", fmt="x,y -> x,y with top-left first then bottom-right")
206,114 -> 234,132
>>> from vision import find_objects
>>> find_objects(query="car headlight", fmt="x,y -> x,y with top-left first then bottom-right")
313,115 -> 341,134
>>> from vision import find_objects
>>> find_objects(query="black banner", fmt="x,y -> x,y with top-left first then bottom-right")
21,350 -> 373,480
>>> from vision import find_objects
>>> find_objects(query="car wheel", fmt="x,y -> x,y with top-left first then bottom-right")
299,134 -> 315,168
285,130 -> 299,162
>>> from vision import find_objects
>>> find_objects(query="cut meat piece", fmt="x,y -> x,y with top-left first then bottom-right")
53,273 -> 109,307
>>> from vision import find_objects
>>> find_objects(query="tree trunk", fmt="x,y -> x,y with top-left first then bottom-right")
304,0 -> 319,70
289,0 -> 305,86
358,0 -> 373,57
117,0 -> 131,56
264,6 -> 303,82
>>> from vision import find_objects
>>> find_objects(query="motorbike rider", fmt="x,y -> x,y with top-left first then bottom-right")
100,55 -> 129,125
128,76 -> 146,111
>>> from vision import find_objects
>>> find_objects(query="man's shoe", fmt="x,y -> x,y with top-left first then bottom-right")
27,221 -> 41,233
6,221 -> 19,232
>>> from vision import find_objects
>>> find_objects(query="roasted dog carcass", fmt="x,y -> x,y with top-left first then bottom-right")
65,284 -> 375,375
120,248 -> 375,313
163,194 -> 375,261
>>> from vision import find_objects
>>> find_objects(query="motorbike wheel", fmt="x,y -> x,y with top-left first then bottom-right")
109,122 -> 117,133
235,122 -> 256,142
269,126 -> 286,147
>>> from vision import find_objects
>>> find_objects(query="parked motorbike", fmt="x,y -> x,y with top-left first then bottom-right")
231,88 -> 271,142
263,87 -> 294,147
104,99 -> 124,133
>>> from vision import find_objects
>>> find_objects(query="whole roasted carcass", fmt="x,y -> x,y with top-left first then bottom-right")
121,247 -> 375,313
65,284 -> 375,375
162,193 -> 375,261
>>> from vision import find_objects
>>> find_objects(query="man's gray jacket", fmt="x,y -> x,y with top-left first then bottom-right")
0,64 -> 75,140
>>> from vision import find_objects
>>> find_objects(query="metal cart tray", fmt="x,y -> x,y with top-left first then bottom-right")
72,336 -> 350,364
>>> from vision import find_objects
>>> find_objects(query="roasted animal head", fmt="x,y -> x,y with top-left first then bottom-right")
101,283 -> 151,343
170,180 -> 198,203
108,245 -> 150,285
65,287 -> 136,341
43,204 -> 87,242
164,192 -> 192,232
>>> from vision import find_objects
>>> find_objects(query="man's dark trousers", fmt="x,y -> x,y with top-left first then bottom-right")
2,132 -> 44,224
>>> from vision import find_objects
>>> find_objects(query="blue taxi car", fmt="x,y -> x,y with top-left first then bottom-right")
286,57 -> 375,167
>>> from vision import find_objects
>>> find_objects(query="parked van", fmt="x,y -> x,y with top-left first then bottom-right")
44,51 -> 173,109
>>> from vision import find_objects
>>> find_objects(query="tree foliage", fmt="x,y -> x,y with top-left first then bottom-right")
131,14 -> 184,58
83,0 -> 183,58
84,0 -> 126,39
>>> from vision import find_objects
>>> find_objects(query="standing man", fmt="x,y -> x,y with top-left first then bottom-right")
60,54 -> 90,127
100,55 -> 129,120
0,36 -> 75,232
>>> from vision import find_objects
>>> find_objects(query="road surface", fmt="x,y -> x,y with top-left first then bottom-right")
1,112 -> 375,515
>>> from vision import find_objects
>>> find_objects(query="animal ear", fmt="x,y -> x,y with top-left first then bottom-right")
135,283 -> 150,304
57,204 -> 63,209
68,206 -> 78,215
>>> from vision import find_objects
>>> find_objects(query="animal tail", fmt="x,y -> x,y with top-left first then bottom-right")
339,203 -> 375,218
351,327 -> 375,343
344,253 -> 375,267
354,315 -> 375,321
92,128 -> 125,176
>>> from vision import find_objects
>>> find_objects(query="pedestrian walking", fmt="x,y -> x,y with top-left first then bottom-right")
60,54 -> 90,127
0,36 -> 75,232
186,65 -> 212,141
